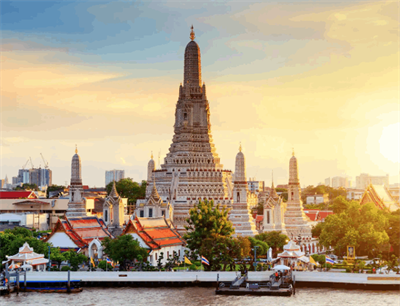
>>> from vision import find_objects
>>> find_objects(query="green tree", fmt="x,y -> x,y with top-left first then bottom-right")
311,223 -> 324,238
275,188 -> 288,202
318,202 -> 389,257
331,196 -> 349,214
102,235 -> 148,271
386,209 -> 400,256
106,178 -> 146,206
64,250 -> 87,271
248,237 -> 269,271
14,183 -> 39,191
98,260 -> 113,271
50,248 -> 66,270
184,200 -> 234,259
255,231 -> 288,257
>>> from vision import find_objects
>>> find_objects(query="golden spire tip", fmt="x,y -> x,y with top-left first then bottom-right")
190,25 -> 195,41
239,142 -> 242,152
292,147 -> 295,156
75,144 -> 78,154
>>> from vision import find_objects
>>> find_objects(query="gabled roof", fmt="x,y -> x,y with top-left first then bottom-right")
360,184 -> 400,212
0,191 -> 38,199
45,216 -> 113,249
122,217 -> 185,251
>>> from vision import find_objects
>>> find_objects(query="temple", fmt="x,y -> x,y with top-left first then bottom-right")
3,242 -> 49,272
122,217 -> 186,266
144,26 -> 233,232
360,184 -> 400,211
45,216 -> 113,260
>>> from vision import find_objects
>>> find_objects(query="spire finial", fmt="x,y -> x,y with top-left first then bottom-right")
75,144 -> 78,154
239,142 -> 242,152
272,170 -> 274,183
292,147 -> 295,156
190,25 -> 195,41
151,151 -> 153,159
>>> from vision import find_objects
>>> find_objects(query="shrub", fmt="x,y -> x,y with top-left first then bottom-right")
61,266 -> 71,271
189,264 -> 198,270
345,268 -> 351,273
194,261 -> 201,267
51,267 -> 60,271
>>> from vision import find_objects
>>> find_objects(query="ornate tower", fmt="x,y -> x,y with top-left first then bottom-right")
284,150 -> 312,238
142,26 -> 233,233
229,145 -> 258,237
66,146 -> 86,217
147,152 -> 155,182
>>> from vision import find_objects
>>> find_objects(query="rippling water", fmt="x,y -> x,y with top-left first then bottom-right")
2,287 -> 399,306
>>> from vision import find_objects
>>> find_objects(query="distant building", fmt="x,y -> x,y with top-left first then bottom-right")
105,170 -> 125,186
28,168 -> 52,187
356,173 -> 389,190
324,177 -> 331,187
331,176 -> 348,188
247,179 -> 265,193
306,194 -> 329,205
12,177 -> 18,185
17,169 -> 30,184
346,189 -> 364,201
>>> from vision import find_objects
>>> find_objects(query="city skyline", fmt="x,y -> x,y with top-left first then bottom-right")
1,1 -> 399,187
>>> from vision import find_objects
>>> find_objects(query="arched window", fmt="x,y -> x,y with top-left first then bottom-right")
104,210 -> 108,222
267,211 -> 270,224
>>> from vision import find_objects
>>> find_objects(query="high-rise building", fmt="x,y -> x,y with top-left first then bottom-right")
105,170 -> 125,186
17,169 -> 30,184
356,173 -> 389,189
29,168 -> 52,187
331,176 -> 348,188
324,177 -> 331,187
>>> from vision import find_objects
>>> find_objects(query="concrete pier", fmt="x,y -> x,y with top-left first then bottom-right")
19,271 -> 400,289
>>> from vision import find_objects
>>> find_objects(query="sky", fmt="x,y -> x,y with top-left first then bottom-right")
1,0 -> 399,188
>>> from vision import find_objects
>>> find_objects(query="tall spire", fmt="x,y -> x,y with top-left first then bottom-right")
270,170 -> 278,199
149,176 -> 161,201
110,180 -> 119,199
190,25 -> 195,41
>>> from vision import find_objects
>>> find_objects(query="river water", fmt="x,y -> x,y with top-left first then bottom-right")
2,287 -> 399,306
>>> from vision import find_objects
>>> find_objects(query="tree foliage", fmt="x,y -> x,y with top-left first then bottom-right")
184,200 -> 234,258
318,201 -> 389,257
255,231 -> 288,257
14,183 -> 39,191
386,209 -> 400,256
64,250 -> 87,270
106,178 -> 146,206
102,235 -> 148,271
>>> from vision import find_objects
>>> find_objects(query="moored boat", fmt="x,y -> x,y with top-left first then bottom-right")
215,267 -> 296,296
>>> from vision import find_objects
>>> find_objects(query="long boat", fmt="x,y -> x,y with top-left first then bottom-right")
20,280 -> 83,293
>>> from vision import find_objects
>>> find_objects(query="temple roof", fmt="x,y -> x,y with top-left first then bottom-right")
360,184 -> 400,211
109,181 -> 120,199
0,191 -> 38,199
122,217 -> 185,250
45,216 -> 113,249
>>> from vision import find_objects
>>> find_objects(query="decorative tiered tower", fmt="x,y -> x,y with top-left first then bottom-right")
284,150 -> 312,238
66,146 -> 86,217
141,26 -> 233,232
229,145 -> 258,236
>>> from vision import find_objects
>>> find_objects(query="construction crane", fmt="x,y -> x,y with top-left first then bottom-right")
29,157 -> 34,169
40,153 -> 49,169
22,159 -> 29,170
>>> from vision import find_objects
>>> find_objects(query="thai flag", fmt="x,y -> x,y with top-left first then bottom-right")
106,257 -> 112,264
201,256 -> 209,265
325,256 -> 335,265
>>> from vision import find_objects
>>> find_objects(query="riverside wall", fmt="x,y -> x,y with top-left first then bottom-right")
20,271 -> 400,289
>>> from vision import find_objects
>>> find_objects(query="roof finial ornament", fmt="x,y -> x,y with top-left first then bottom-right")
151,151 -> 153,159
239,142 -> 242,152
75,144 -> 78,154
190,25 -> 195,41
292,147 -> 295,156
